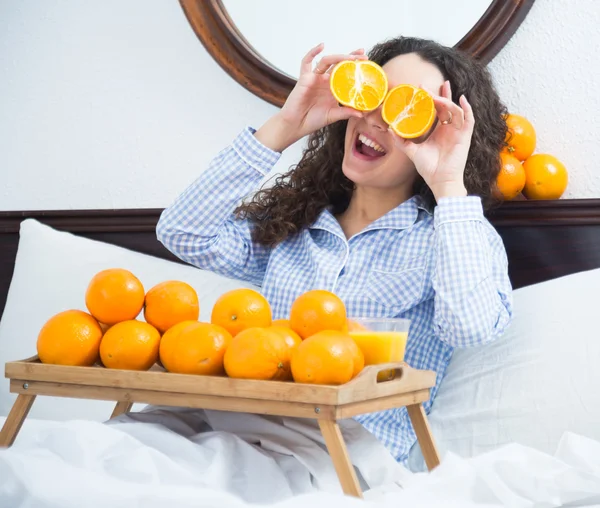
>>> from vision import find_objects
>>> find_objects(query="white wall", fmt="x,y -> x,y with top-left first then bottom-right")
0,0 -> 303,210
0,0 -> 598,211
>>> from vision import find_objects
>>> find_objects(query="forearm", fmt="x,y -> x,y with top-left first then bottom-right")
254,113 -> 302,153
158,127 -> 278,238
156,127 -> 279,283
432,196 -> 513,347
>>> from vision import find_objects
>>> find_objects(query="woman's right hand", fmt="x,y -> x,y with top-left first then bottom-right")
255,44 -> 367,152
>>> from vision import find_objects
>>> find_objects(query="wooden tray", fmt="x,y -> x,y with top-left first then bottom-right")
1,356 -> 440,498
5,356 -> 436,418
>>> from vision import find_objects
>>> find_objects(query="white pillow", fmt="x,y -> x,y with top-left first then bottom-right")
0,219 -> 253,421
408,267 -> 600,471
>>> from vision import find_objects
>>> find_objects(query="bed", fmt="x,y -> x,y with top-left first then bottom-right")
1,199 -> 600,507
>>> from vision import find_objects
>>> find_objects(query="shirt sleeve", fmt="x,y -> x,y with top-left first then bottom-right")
431,196 -> 513,347
156,127 -> 280,287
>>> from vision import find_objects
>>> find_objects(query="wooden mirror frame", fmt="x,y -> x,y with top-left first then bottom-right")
179,0 -> 535,107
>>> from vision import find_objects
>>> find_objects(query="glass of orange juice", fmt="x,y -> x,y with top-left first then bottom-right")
348,318 -> 410,381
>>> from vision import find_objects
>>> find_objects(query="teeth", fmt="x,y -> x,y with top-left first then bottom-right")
358,133 -> 386,154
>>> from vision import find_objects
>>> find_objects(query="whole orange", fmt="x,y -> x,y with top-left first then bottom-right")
314,329 -> 364,378
291,330 -> 356,385
224,327 -> 290,381
523,154 -> 568,200
496,152 -> 526,200
289,290 -> 347,339
348,336 -> 364,377
503,114 -> 536,161
270,326 -> 302,349
37,310 -> 103,366
99,320 -> 161,371
85,268 -> 145,325
211,288 -> 272,337
269,326 -> 302,380
272,318 -> 291,328
159,321 -> 232,376
144,281 -> 199,333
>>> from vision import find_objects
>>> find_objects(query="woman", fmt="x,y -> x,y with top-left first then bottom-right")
156,36 -> 513,465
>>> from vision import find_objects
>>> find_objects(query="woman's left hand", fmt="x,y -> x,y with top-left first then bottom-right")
392,80 -> 475,201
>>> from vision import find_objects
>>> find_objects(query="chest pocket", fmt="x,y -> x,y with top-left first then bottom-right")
365,257 -> 426,314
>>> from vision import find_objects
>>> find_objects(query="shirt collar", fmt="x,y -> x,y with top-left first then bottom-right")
362,194 -> 431,233
309,208 -> 345,239
309,195 -> 432,238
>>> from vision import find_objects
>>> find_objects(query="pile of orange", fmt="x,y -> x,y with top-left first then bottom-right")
36,273 -> 366,386
496,114 -> 568,201
37,268 -> 199,371
215,287 -> 363,385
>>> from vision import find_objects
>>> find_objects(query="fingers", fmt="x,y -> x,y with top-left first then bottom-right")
327,105 -> 364,124
419,81 -> 459,128
300,43 -> 324,76
300,44 -> 367,77
441,79 -> 452,100
460,94 -> 475,131
388,127 -> 420,157
314,52 -> 367,74
426,81 -> 475,133
350,48 -> 365,56
432,94 -> 465,130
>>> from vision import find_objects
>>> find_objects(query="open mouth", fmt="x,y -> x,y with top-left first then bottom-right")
353,132 -> 387,161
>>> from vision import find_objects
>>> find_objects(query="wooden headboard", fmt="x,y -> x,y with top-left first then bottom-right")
1,199 -> 600,320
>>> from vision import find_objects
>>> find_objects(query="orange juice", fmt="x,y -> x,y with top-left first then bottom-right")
349,331 -> 408,381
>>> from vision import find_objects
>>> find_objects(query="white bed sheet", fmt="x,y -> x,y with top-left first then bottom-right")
2,408 -> 600,508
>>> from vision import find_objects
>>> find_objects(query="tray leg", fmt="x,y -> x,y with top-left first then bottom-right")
110,401 -> 133,419
407,403 -> 440,471
318,420 -> 362,498
0,394 -> 36,447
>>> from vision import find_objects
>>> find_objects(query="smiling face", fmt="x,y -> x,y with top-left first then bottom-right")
342,53 -> 446,191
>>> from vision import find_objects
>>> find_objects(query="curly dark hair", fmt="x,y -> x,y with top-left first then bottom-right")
236,36 -> 508,247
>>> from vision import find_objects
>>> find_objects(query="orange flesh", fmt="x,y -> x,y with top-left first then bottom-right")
382,85 -> 436,139
330,60 -> 388,111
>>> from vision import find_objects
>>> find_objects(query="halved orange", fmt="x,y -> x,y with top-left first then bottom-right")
382,85 -> 436,139
330,60 -> 388,112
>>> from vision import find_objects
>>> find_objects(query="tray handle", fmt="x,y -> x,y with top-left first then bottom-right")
345,362 -> 437,398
